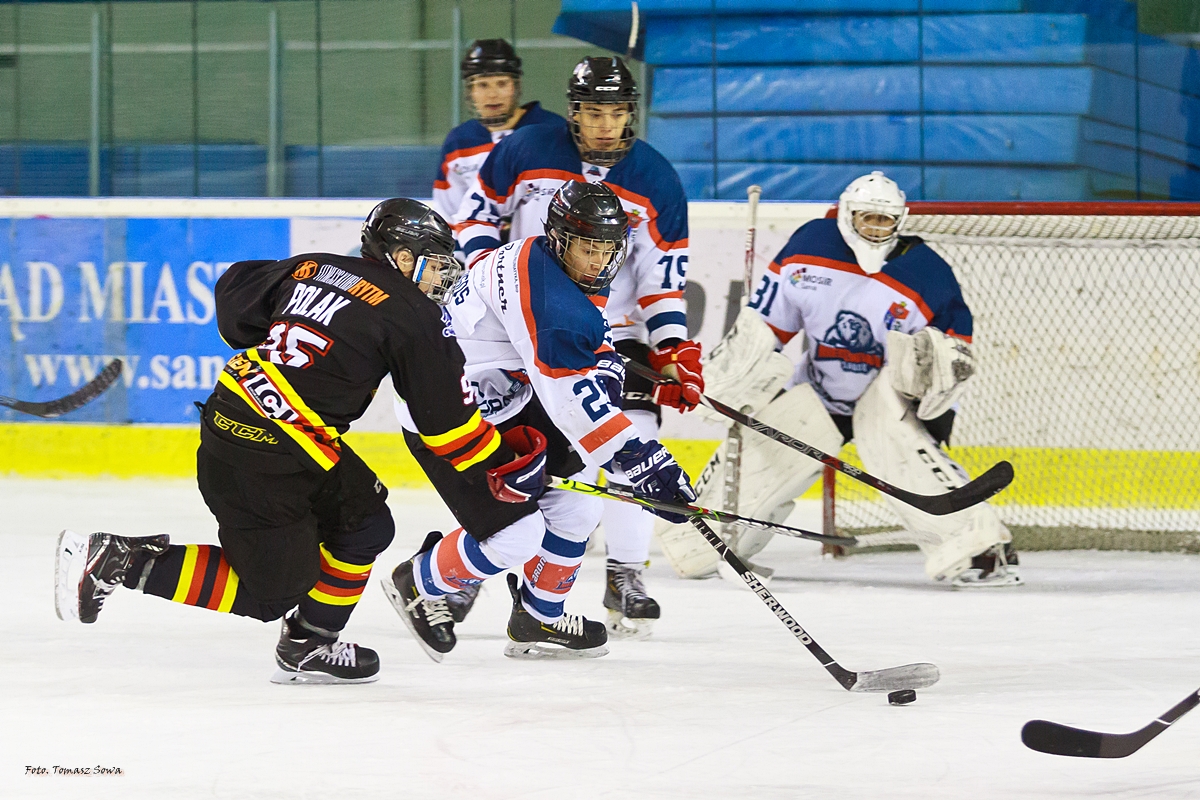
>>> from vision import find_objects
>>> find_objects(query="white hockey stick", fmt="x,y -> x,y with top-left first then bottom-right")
720,184 -> 762,540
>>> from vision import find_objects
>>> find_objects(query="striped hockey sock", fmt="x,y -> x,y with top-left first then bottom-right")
141,544 -> 246,614
414,528 -> 505,598
297,544 -> 374,633
520,530 -> 586,624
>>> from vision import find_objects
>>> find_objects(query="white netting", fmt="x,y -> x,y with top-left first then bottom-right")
832,210 -> 1200,551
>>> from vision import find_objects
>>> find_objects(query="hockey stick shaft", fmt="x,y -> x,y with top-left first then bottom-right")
722,184 -> 761,540
548,477 -> 856,547
685,512 -> 938,693
625,359 -> 1014,516
1022,687 -> 1200,758
0,359 -> 123,418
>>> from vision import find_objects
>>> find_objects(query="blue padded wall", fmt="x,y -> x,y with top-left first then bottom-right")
561,0 -> 1200,200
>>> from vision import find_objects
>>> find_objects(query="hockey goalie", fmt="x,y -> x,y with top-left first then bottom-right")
657,171 -> 1020,588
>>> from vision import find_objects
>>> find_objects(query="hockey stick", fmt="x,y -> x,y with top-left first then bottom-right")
625,360 -> 1013,516
1022,687 -> 1200,758
685,512 -> 938,692
720,184 -> 762,541
0,359 -> 123,418
548,477 -> 856,548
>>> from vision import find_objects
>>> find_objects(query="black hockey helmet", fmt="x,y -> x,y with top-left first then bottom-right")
462,39 -> 523,126
567,56 -> 639,167
544,180 -> 629,295
361,198 -> 463,304
461,39 -> 522,80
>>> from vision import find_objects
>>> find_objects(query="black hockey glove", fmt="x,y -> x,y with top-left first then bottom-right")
487,426 -> 548,504
611,439 -> 696,523
595,352 -> 625,409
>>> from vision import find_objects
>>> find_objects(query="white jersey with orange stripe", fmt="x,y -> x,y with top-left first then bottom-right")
753,218 -> 973,417
431,102 -> 566,222
452,124 -> 690,349
398,235 -> 642,471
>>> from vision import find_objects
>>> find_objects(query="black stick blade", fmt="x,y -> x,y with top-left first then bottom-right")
907,460 -> 1015,515
1022,720 -> 1105,757
0,359 -> 123,418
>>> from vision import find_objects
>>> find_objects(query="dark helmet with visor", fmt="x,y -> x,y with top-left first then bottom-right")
462,39 -> 522,126
544,180 -> 629,295
567,56 -> 639,167
361,198 -> 463,304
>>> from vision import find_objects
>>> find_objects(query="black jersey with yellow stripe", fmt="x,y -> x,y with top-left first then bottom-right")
213,252 -> 503,474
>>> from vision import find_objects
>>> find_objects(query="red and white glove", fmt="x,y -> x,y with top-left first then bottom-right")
647,340 -> 704,411
486,426 -> 548,504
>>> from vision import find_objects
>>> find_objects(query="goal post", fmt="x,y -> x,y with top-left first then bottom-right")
826,201 -> 1200,553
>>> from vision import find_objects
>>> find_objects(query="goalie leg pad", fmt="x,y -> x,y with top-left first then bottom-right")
655,383 -> 842,576
853,369 -> 1010,581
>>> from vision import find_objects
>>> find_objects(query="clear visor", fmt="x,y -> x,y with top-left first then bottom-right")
558,231 -> 628,294
413,253 -> 465,305
852,210 -> 900,244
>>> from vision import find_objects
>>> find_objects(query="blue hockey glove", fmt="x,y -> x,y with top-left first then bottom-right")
595,351 -> 625,409
487,426 -> 548,504
611,439 -> 697,523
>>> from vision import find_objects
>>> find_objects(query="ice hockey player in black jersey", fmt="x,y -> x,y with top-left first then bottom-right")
54,198 -> 523,684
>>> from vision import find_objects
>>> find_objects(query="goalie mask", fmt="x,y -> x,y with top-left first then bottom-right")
545,180 -> 630,295
461,39 -> 522,127
567,56 -> 640,167
837,171 -> 909,275
361,198 -> 463,305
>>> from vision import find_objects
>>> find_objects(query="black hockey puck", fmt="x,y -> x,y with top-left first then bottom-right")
888,689 -> 917,706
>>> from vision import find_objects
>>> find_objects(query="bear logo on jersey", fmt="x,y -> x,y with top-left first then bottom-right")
815,310 -> 884,374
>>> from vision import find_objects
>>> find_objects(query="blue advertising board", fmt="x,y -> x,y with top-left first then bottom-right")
0,217 -> 291,423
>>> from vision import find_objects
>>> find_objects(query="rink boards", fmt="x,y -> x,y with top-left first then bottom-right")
0,198 -> 1198,535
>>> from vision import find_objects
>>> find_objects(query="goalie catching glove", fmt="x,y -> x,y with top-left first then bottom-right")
487,426 -> 549,503
611,439 -> 697,523
887,327 -> 976,420
647,340 -> 704,411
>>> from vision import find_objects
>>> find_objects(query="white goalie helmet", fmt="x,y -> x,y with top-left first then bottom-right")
836,171 -> 908,275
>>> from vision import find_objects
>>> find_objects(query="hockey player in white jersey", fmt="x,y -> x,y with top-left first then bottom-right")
383,181 -> 697,659
452,56 -> 702,637
659,172 -> 1019,588
431,39 -> 566,223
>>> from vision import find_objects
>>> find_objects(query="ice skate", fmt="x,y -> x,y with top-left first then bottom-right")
952,542 -> 1022,588
56,530 -> 169,624
271,610 -> 379,685
603,559 -> 660,639
445,581 -> 482,624
504,573 -> 608,659
380,532 -> 456,663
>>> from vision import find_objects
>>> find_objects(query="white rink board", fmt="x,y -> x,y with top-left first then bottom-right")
4,478 -> 1200,799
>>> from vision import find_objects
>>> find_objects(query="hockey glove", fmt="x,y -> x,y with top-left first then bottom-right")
611,438 -> 697,524
594,351 -> 625,409
487,426 -> 548,504
647,340 -> 704,411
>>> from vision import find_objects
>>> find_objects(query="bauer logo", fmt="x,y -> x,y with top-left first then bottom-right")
292,260 -> 319,280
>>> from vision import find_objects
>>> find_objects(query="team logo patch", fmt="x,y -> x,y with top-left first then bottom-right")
292,260 -> 318,280
814,310 -> 884,374
626,209 -> 643,229
884,301 -> 910,331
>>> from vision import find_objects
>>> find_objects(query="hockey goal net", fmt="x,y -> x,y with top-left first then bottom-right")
826,202 -> 1200,553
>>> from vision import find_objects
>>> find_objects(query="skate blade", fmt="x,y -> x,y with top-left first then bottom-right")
605,609 -> 656,640
379,579 -> 446,664
269,668 -> 379,685
54,529 -> 87,622
951,570 -> 1023,589
503,640 -> 610,660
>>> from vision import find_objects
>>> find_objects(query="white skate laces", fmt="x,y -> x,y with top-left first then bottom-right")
549,613 -> 585,637
407,595 -> 455,628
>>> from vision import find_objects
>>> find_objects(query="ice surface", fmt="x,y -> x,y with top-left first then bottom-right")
3,478 -> 1199,799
